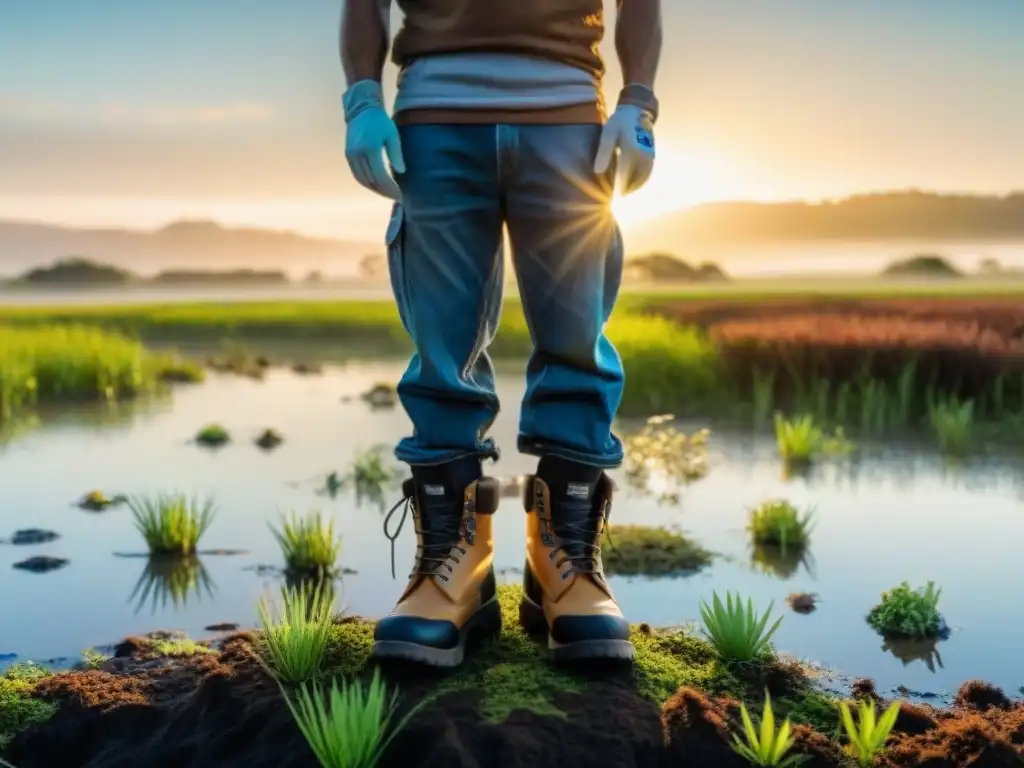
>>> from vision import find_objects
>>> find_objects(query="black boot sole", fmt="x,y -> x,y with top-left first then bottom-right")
371,595 -> 501,668
519,593 -> 634,663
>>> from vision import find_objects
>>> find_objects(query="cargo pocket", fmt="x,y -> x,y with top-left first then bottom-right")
385,202 -> 413,333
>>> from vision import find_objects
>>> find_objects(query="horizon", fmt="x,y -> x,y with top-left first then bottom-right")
3,187 -> 1024,243
3,1 -> 1023,242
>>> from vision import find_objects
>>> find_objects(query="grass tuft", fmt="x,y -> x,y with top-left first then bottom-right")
700,591 -> 784,663
258,583 -> 336,684
928,396 -> 974,455
128,493 -> 216,556
747,499 -> 814,549
270,511 -> 342,577
284,667 -> 422,768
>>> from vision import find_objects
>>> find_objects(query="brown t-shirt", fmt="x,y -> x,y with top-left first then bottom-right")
391,0 -> 607,79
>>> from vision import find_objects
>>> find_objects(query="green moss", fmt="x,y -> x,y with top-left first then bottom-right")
325,618 -> 375,678
602,524 -> 714,576
433,586 -> 583,722
0,663 -> 56,749
151,638 -> 217,657
322,585 -> 838,732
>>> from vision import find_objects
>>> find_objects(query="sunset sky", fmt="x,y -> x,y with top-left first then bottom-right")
1,0 -> 1022,241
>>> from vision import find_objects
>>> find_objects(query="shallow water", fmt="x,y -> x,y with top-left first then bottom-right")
1,361 -> 1022,699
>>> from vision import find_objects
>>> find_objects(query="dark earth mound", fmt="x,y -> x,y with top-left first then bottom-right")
3,588 -> 1023,767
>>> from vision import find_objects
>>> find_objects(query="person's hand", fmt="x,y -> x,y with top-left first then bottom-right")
593,104 -> 655,196
343,80 -> 405,201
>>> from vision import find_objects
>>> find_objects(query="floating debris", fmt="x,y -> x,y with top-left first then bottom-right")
77,490 -> 128,512
786,592 -> 820,614
255,428 -> 284,450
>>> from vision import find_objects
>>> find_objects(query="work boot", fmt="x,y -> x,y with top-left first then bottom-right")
372,460 -> 501,667
519,457 -> 633,662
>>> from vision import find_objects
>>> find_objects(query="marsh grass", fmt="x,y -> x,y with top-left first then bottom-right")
128,493 -> 216,556
623,415 -> 709,503
927,396 -> 974,455
773,414 -> 854,467
700,591 -> 784,663
866,581 -> 944,639
284,668 -> 423,768
257,583 -> 335,684
0,324 -> 164,421
747,500 -> 814,549
128,554 -> 215,614
270,511 -> 342,577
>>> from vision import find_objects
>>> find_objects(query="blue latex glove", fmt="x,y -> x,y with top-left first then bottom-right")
342,80 -> 405,201
593,104 -> 656,195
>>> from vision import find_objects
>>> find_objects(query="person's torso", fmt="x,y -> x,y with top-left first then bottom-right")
393,52 -> 604,125
392,0 -> 607,79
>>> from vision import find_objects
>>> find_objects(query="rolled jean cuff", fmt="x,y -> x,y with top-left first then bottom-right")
395,437 -> 500,467
517,436 -> 624,470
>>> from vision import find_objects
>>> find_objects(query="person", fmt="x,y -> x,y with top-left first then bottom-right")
339,0 -> 661,667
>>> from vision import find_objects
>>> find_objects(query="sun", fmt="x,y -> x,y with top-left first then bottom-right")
610,144 -> 725,230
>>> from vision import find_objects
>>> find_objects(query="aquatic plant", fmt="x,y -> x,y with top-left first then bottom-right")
927,396 -> 974,455
128,493 -> 216,556
270,510 -> 342,577
623,415 -> 709,503
601,524 -> 713,577
773,414 -> 853,467
257,582 -> 335,683
284,668 -> 422,768
839,698 -> 901,766
747,499 -> 814,549
700,591 -> 783,662
866,581 -> 943,638
195,423 -> 230,447
731,691 -> 806,767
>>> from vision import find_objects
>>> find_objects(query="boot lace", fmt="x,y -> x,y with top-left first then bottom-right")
382,488 -> 475,582
533,484 -> 613,578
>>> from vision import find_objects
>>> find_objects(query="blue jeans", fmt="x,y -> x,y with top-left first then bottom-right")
386,123 -> 625,469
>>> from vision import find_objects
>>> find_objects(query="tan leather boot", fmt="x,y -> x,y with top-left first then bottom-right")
372,476 -> 501,667
518,472 -> 633,661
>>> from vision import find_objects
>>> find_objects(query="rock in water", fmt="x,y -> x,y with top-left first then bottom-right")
13,555 -> 69,573
10,529 -> 60,545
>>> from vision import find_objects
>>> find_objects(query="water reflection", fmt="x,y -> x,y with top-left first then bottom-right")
128,555 -> 216,615
749,542 -> 817,581
881,635 -> 945,673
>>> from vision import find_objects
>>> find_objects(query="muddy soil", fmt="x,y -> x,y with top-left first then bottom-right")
4,631 -> 1022,768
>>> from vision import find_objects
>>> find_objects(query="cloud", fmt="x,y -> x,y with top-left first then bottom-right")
0,95 -> 274,127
